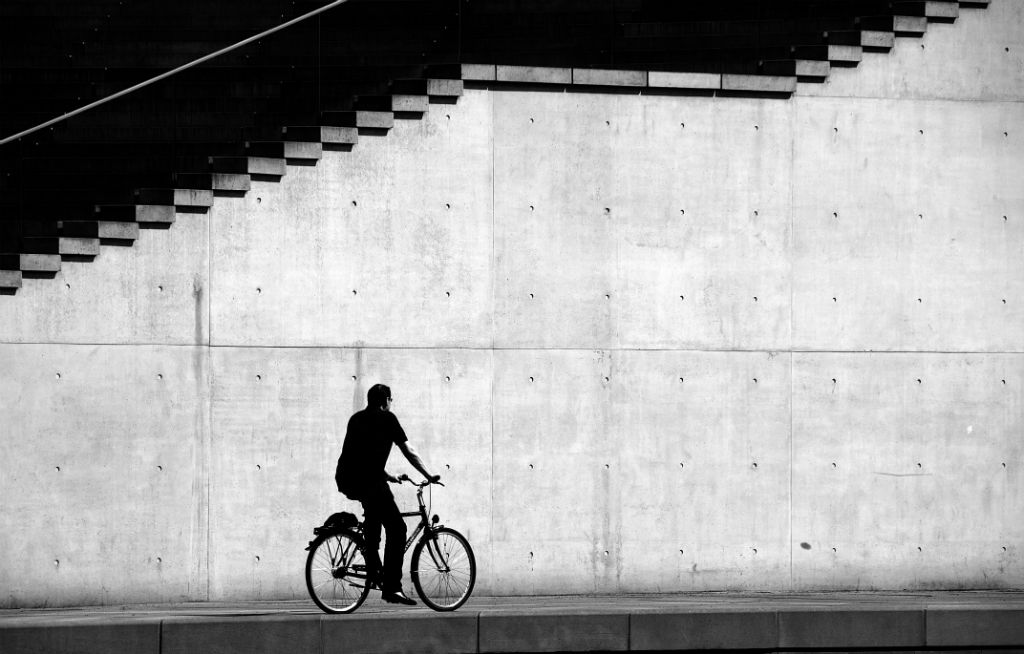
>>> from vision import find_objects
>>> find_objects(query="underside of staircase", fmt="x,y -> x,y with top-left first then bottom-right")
0,0 -> 992,294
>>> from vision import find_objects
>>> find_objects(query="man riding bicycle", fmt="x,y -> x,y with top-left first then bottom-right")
335,383 -> 440,606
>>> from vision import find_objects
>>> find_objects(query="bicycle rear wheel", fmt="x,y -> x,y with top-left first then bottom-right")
411,527 -> 476,611
305,531 -> 371,614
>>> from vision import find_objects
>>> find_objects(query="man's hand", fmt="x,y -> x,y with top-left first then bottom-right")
386,472 -> 401,484
428,474 -> 441,484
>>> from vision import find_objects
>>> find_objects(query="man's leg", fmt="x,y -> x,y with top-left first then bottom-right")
358,494 -> 384,588
377,486 -> 408,593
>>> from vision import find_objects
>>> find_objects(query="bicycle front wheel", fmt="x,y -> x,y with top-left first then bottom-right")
411,526 -> 476,611
305,531 -> 371,614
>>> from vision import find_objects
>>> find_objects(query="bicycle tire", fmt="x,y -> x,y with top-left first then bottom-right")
411,526 -> 476,611
305,531 -> 371,614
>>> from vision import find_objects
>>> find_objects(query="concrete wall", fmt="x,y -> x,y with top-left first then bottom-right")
1,1 -> 1022,607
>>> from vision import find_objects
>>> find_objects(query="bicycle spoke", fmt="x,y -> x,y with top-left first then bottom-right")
413,528 -> 475,611
306,532 -> 370,614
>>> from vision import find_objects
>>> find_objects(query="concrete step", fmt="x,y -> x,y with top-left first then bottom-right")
355,95 -> 429,114
135,188 -> 214,208
0,269 -> 22,291
173,172 -> 251,193
209,156 -> 286,177
19,220 -> 60,238
21,236 -> 100,258
894,0 -> 960,20
61,220 -> 139,241
761,59 -> 830,80
246,140 -> 322,161
320,111 -> 394,130
95,204 -> 176,225
425,63 -> 498,81
791,44 -> 862,65
859,14 -> 928,34
390,78 -> 464,97
720,74 -> 797,94
827,29 -> 895,50
282,125 -> 359,146
0,252 -> 61,274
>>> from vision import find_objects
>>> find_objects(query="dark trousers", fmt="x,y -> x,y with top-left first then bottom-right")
356,483 -> 407,593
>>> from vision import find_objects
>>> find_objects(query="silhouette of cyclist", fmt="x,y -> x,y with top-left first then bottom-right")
335,383 -> 440,605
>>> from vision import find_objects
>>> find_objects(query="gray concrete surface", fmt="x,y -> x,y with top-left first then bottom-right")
1,1 -> 1022,607
1,592 -> 1024,654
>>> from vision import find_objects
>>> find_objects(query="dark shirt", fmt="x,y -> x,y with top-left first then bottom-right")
335,408 -> 408,498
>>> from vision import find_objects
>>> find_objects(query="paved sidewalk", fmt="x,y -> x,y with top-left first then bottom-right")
2,591 -> 1023,653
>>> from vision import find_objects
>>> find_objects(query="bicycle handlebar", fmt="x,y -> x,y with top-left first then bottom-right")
395,474 -> 444,488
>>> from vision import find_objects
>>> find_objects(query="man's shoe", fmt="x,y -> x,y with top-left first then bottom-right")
381,590 -> 416,606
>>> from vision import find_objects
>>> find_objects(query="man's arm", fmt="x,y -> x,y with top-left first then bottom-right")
396,440 -> 439,482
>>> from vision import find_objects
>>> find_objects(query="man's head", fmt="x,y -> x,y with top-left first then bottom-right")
367,383 -> 392,411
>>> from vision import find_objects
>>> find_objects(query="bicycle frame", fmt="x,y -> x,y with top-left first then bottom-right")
399,483 -> 438,553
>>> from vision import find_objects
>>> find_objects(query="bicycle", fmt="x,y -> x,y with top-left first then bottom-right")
304,478 -> 476,613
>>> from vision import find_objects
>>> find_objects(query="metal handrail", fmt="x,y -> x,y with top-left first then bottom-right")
0,0 -> 349,145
